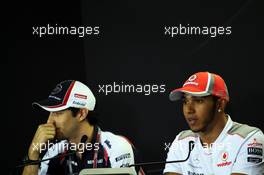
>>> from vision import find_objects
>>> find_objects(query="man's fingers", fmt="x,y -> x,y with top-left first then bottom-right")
42,127 -> 56,132
39,123 -> 55,129
43,130 -> 56,136
37,124 -> 55,135
30,124 -> 57,156
36,128 -> 55,138
33,126 -> 56,144
44,134 -> 56,141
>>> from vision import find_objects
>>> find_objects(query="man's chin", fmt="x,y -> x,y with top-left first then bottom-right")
190,129 -> 200,133
189,126 -> 202,133
190,125 -> 208,133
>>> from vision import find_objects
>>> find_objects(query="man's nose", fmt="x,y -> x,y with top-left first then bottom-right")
185,101 -> 195,114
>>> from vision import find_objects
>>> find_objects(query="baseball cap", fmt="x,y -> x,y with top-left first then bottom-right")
169,72 -> 229,101
32,80 -> 96,112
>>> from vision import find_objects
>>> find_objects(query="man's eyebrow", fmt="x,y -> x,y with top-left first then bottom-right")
194,95 -> 212,99
192,96 -> 204,99
183,96 -> 206,99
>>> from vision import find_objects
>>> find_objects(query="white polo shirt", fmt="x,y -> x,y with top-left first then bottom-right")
164,116 -> 264,175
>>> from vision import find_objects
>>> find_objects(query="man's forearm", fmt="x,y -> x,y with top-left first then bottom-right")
22,149 -> 40,175
22,164 -> 39,175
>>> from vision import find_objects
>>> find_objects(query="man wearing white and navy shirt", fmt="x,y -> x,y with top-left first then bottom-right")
164,72 -> 264,175
22,80 -> 144,175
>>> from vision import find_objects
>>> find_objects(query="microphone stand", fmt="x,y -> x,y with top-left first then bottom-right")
15,148 -> 77,168
129,141 -> 195,174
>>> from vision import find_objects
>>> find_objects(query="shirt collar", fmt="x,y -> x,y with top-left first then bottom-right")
196,115 -> 233,149
211,114 -> 233,144
91,125 -> 99,144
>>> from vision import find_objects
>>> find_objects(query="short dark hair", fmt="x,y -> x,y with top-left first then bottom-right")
212,95 -> 220,103
68,107 -> 99,125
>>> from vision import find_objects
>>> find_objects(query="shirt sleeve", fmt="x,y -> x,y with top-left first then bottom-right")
106,136 -> 137,175
163,134 -> 183,174
232,130 -> 264,175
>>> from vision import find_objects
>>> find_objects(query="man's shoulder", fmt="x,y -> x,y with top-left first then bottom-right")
100,130 -> 136,166
177,130 -> 197,141
100,130 -> 133,150
169,130 -> 197,148
227,121 -> 262,139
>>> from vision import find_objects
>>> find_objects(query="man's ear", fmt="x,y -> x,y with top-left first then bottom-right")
217,98 -> 228,112
77,108 -> 89,122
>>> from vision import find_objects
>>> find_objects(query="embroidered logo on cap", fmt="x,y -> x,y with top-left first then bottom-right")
51,84 -> 62,95
183,74 -> 198,86
73,101 -> 86,107
74,93 -> 87,99
188,75 -> 197,81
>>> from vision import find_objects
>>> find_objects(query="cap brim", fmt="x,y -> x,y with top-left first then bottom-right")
169,87 -> 210,101
169,89 -> 183,101
32,98 -> 69,112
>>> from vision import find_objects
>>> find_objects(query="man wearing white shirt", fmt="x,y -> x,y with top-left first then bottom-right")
22,80 -> 144,175
163,72 -> 264,175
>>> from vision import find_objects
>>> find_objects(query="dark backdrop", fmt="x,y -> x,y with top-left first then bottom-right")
7,0 -> 262,174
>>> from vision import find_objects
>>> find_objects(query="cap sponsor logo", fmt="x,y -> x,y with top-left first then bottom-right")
74,93 -> 87,99
183,82 -> 199,86
51,84 -> 62,95
183,75 -> 199,86
73,101 -> 86,107
188,75 -> 197,81
48,95 -> 62,101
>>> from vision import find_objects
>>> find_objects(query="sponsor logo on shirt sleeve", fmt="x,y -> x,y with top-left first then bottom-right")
246,138 -> 263,163
115,153 -> 131,162
247,147 -> 263,156
247,157 -> 262,163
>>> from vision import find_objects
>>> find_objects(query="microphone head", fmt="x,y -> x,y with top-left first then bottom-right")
189,141 -> 195,151
81,135 -> 88,143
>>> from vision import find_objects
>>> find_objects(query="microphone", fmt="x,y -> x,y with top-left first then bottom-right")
15,135 -> 88,168
129,141 -> 195,167
80,135 -> 88,145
